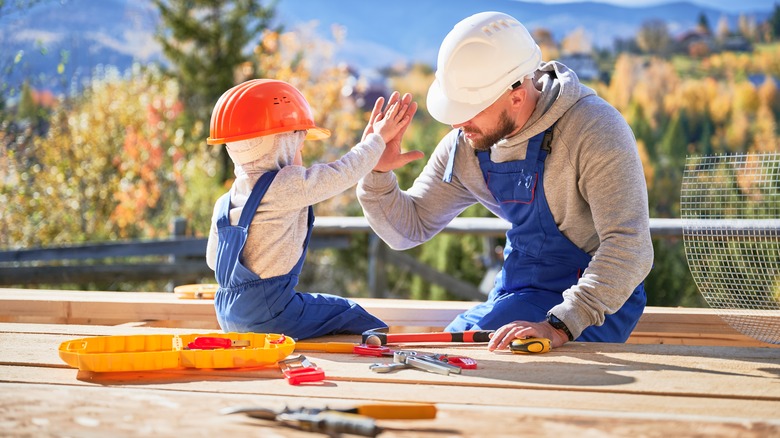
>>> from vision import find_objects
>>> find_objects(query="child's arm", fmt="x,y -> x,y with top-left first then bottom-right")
259,93 -> 420,210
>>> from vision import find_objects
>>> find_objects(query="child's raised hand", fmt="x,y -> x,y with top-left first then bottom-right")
372,99 -> 409,145
363,91 -> 423,173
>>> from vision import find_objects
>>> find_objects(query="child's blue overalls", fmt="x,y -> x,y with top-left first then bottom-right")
213,171 -> 387,340
444,129 -> 646,342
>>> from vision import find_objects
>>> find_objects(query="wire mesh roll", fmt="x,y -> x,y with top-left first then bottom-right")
681,153 -> 780,344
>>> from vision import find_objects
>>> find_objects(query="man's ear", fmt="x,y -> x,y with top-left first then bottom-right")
509,87 -> 527,108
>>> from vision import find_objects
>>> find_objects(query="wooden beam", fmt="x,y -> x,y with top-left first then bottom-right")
1,288 -> 778,348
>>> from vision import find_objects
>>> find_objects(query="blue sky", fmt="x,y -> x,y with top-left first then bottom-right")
531,0 -> 774,13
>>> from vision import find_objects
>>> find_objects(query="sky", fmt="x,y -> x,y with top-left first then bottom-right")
531,0 -> 775,13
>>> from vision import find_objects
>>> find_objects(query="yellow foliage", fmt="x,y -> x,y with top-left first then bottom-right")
606,54 -> 639,112
733,81 -> 760,113
634,57 -> 680,131
636,139 -> 655,191
251,25 -> 366,216
757,74 -> 780,115
725,111 -> 750,152
750,105 -> 778,153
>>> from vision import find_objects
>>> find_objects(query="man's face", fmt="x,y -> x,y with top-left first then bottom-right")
453,89 -> 520,151
459,109 -> 518,151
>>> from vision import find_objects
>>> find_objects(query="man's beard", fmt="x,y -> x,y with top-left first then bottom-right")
463,111 -> 518,151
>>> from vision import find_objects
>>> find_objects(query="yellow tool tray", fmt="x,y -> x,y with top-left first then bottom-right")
59,332 -> 295,372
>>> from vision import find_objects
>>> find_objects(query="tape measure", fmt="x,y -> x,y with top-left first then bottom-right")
510,337 -> 551,354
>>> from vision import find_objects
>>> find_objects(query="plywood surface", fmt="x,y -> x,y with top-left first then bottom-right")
1,322 -> 779,437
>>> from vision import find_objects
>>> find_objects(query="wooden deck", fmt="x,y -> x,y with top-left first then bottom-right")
1,288 -> 779,436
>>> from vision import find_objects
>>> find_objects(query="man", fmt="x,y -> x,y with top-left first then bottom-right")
357,11 -> 653,350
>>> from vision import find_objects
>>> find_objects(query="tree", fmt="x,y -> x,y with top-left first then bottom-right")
697,12 -> 711,35
152,0 -> 278,183
770,3 -> 780,40
561,27 -> 592,55
16,80 -> 37,120
636,19 -> 671,56
716,15 -> 731,41
738,14 -> 757,42
532,28 -> 558,60
2,66 -> 194,245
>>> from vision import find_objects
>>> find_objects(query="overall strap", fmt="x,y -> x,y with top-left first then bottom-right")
237,171 -> 278,228
442,129 -> 461,183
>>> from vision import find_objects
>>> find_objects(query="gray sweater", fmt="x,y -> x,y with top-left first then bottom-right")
206,132 -> 386,279
357,61 -> 654,339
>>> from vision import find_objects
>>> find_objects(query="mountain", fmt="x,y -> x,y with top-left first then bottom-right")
0,0 -> 773,95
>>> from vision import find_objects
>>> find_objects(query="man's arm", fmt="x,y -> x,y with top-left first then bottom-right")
357,129 -> 479,250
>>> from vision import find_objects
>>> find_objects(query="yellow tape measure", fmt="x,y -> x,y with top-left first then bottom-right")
510,337 -> 551,354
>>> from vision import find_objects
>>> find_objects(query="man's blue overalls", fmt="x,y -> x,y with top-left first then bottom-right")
445,129 -> 646,342
213,171 -> 387,339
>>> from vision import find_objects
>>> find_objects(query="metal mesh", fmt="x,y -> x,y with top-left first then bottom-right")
681,153 -> 780,344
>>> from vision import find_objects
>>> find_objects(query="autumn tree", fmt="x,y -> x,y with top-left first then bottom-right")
636,19 -> 671,57
532,28 -> 558,60
1,66 -> 193,248
152,0 -> 278,183
561,27 -> 592,55
716,15 -> 731,41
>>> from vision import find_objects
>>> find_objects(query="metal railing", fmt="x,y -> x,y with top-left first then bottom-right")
0,217 -> 685,298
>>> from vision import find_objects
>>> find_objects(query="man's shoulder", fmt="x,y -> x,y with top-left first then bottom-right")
564,93 -> 626,129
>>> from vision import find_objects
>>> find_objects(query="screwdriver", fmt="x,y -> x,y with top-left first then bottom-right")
510,337 -> 551,354
278,411 -> 381,437
221,402 -> 437,420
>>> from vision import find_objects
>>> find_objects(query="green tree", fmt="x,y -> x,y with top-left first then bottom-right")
152,0 -> 278,183
769,3 -> 780,40
697,12 -> 711,35
16,80 -> 37,120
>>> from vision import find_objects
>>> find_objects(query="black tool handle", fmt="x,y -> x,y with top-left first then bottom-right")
311,412 -> 381,437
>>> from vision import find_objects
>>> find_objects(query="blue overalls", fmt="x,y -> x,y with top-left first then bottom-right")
213,171 -> 387,340
444,129 -> 646,342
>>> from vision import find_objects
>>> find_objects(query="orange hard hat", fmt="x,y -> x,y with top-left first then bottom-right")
207,79 -> 330,145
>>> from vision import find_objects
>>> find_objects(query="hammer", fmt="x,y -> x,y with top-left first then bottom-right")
361,328 -> 493,346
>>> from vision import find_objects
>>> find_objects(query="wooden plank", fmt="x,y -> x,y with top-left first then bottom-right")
2,327 -> 779,403
1,289 -> 779,347
3,382 -> 777,437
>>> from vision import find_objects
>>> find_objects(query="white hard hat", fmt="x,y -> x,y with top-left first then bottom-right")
427,11 -> 542,125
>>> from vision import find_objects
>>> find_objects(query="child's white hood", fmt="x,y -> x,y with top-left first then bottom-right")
226,130 -> 305,175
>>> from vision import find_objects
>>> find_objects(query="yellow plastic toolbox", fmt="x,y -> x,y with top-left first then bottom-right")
58,332 -> 295,372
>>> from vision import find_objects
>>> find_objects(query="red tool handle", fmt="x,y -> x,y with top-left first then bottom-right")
440,355 -> 478,369
283,366 -> 325,385
187,337 -> 232,350
353,344 -> 393,357
363,330 -> 493,345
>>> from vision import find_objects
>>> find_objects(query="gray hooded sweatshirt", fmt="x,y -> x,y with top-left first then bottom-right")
356,61 -> 654,339
206,131 -> 386,279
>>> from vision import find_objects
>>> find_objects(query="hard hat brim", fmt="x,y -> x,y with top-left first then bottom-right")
207,126 -> 331,145
426,78 -> 500,126
305,127 -> 331,141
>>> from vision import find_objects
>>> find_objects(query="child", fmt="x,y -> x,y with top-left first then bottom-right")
205,78 -> 411,339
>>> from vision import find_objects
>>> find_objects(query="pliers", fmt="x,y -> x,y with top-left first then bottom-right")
369,350 -> 473,376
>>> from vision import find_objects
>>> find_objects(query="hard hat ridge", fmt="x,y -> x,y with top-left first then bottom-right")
427,11 -> 542,125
